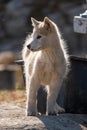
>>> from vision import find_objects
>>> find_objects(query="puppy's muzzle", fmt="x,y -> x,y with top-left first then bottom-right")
27,44 -> 34,51
27,44 -> 31,50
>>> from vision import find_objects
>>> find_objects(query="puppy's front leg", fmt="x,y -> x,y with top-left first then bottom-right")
26,77 -> 39,116
46,80 -> 65,115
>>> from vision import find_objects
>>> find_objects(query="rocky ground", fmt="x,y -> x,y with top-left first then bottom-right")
0,102 -> 87,130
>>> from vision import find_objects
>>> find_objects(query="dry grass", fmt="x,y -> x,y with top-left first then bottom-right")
0,90 -> 26,103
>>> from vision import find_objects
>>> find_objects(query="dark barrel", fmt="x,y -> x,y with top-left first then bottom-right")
65,55 -> 87,114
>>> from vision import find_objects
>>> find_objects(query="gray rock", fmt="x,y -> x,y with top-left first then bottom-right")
0,102 -> 87,130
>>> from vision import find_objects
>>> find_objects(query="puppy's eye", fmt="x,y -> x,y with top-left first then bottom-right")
37,35 -> 42,39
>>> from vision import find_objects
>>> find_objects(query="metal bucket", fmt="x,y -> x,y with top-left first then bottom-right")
65,55 -> 87,114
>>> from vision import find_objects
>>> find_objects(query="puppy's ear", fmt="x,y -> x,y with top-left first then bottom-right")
31,17 -> 40,27
44,17 -> 54,31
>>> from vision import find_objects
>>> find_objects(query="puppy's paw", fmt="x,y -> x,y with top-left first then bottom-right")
26,109 -> 37,116
48,103 -> 65,115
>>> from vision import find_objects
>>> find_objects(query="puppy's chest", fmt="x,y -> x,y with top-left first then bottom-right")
38,58 -> 58,83
38,56 -> 58,72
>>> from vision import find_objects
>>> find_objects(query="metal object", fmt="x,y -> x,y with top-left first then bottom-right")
65,55 -> 87,113
0,70 -> 15,90
74,10 -> 87,34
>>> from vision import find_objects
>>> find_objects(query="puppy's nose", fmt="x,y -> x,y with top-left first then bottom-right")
27,44 -> 31,49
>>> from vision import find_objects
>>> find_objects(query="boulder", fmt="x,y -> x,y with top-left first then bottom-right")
0,102 -> 87,130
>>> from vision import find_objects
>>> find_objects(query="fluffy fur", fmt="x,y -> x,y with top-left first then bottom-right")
22,17 -> 69,116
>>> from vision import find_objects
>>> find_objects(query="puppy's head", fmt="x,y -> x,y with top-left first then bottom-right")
27,17 -> 57,51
